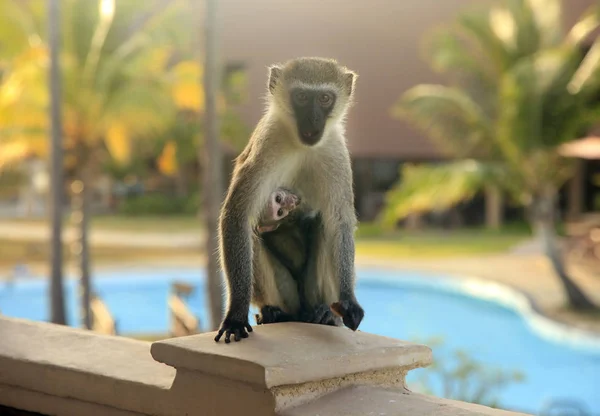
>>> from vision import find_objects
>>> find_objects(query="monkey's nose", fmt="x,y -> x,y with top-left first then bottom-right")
299,128 -> 322,145
302,129 -> 321,140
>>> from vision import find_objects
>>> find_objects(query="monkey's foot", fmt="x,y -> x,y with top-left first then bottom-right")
330,300 -> 364,331
255,305 -> 294,325
214,315 -> 253,343
300,304 -> 342,326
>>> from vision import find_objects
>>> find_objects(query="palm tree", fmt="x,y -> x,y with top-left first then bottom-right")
383,0 -> 600,310
0,0 -> 198,328
48,0 -> 67,325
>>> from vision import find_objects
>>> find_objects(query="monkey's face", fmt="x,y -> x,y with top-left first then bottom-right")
289,88 -> 337,146
267,58 -> 357,146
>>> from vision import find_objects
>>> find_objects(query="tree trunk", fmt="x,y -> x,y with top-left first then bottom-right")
48,0 -> 67,325
201,0 -> 225,330
71,168 -> 92,330
567,159 -> 584,221
175,169 -> 188,198
484,185 -> 503,230
405,213 -> 423,230
532,189 -> 596,310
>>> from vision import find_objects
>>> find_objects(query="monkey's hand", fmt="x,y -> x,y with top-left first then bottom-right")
330,300 -> 364,331
214,315 -> 253,343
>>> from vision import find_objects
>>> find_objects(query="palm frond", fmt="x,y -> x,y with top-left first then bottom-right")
97,78 -> 175,142
0,1 -> 43,57
380,160 -> 507,228
457,8 -> 514,72
394,85 -> 493,157
565,5 -> 600,46
524,0 -> 562,48
568,35 -> 600,97
425,25 -> 496,82
497,47 -> 592,152
65,0 -> 101,68
82,0 -> 116,85
423,27 -> 498,116
95,0 -> 189,94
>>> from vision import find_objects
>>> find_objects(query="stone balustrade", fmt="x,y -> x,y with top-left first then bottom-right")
0,316 -> 530,415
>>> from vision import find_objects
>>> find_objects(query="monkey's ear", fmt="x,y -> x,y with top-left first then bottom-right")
268,65 -> 283,94
343,71 -> 357,96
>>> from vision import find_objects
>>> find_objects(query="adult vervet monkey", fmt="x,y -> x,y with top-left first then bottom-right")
215,57 -> 364,343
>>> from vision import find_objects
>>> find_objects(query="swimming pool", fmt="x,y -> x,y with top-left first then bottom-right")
0,267 -> 599,414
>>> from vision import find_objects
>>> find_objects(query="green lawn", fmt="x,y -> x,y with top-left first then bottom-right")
0,217 -> 531,266
355,231 -> 528,259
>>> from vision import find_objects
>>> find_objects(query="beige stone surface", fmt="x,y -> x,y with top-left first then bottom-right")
0,316 -> 176,415
0,383 -> 145,416
0,317 -> 526,416
271,367 -> 409,412
281,386 -> 533,416
161,368 -> 277,416
151,322 -> 432,388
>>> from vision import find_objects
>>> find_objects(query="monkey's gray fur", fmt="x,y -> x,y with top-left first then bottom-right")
215,57 -> 364,343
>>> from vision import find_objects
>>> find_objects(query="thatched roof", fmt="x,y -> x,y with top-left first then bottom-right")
559,137 -> 600,159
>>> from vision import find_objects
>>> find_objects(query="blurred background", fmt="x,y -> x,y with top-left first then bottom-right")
0,0 -> 600,414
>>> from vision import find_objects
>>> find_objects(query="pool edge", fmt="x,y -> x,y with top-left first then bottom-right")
356,265 -> 600,353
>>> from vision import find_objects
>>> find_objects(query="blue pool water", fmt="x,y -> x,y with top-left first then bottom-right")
0,267 -> 599,414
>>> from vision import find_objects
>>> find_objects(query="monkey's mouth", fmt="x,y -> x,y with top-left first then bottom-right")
299,129 -> 322,145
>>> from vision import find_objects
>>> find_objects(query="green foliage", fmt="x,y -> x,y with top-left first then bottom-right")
393,86 -> 494,158
221,109 -> 251,152
0,0 -> 250,191
118,193 -> 198,216
0,0 -> 229,173
410,337 -> 525,408
384,0 -> 600,226
382,161 -> 512,227
0,0 -> 192,169
355,222 -> 386,238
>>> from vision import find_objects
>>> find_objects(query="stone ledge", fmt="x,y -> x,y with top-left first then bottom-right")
0,384 -> 144,416
151,322 -> 432,388
0,316 -> 176,415
281,386 -> 533,416
0,316 -> 528,416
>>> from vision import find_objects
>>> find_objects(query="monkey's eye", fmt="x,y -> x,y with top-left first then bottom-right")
277,208 -> 284,217
275,194 -> 282,204
294,92 -> 309,105
318,93 -> 332,107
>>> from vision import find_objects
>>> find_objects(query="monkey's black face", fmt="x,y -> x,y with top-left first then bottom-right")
290,88 -> 337,146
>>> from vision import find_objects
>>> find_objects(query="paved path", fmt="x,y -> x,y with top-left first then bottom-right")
0,221 -> 206,249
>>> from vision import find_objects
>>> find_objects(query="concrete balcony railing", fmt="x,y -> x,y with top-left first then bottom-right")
0,316 -> 529,416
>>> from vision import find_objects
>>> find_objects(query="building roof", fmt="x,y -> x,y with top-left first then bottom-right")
559,137 -> 600,159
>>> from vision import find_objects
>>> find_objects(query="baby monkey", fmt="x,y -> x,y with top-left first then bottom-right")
255,188 -> 345,328
255,188 -> 310,284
